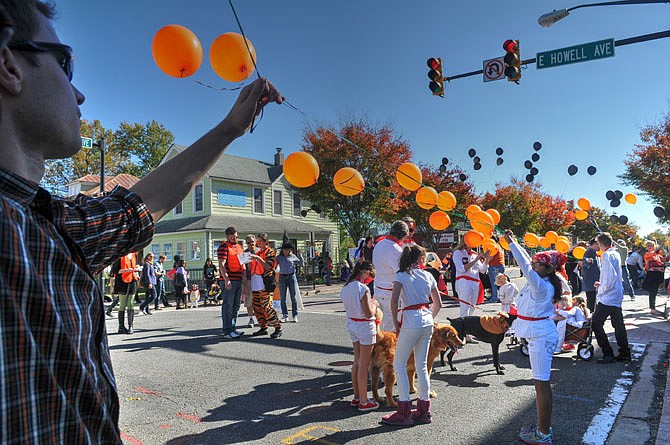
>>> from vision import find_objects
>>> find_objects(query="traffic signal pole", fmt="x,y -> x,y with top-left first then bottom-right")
441,29 -> 670,83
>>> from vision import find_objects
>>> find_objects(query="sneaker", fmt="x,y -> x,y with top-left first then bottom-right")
615,354 -> 632,363
519,426 -> 552,444
597,355 -> 616,364
247,318 -> 255,328
252,328 -> 269,336
561,343 -> 575,351
350,399 -> 360,407
293,315 -> 298,323
280,315 -> 289,323
357,400 -> 380,412
270,328 -> 283,338
232,331 -> 244,338
221,333 -> 235,340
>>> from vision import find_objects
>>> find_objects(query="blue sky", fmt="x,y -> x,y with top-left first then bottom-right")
56,1 -> 669,235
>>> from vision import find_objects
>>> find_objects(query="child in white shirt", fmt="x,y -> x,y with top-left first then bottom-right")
553,295 -> 588,352
495,274 -> 519,313
189,284 -> 200,309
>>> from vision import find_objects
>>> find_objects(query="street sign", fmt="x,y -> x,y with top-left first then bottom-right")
536,38 -> 615,70
483,57 -> 505,82
81,136 -> 93,148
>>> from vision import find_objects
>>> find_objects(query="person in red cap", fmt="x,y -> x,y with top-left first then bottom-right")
503,230 -> 565,445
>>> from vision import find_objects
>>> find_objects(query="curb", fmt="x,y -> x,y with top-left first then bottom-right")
657,349 -> 670,445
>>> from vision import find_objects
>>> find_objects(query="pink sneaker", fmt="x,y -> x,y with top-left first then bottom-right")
350,399 -> 360,407
357,400 -> 380,412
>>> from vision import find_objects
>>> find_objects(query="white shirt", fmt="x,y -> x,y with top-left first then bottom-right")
596,248 -> 624,307
509,243 -> 557,339
341,281 -> 373,320
393,268 -> 436,329
453,249 -> 487,279
626,251 -> 644,269
498,282 -> 519,305
372,237 -> 403,290
557,306 -> 587,328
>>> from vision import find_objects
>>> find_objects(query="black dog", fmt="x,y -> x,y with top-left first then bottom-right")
440,314 -> 517,375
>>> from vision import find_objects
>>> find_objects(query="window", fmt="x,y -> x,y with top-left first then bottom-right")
190,241 -> 201,261
253,187 -> 264,214
293,193 -> 301,217
174,200 -> 183,215
176,241 -> 186,261
151,244 -> 160,256
273,190 -> 283,215
193,183 -> 203,212
163,243 -> 172,261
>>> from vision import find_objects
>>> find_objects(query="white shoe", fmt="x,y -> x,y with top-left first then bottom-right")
280,315 -> 289,323
293,315 -> 298,323
247,317 -> 254,327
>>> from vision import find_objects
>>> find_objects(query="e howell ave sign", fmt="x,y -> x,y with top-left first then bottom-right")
536,38 -> 614,70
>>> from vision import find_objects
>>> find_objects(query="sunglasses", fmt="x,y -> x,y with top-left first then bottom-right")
8,40 -> 74,81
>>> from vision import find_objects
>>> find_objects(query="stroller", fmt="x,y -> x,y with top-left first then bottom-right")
203,283 -> 222,305
510,318 -> 595,361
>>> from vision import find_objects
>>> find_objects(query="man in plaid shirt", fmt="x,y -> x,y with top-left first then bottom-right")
0,2 -> 282,443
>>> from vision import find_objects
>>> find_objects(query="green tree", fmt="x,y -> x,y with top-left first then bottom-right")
620,110 -> 670,223
112,120 -> 174,177
298,120 -> 413,243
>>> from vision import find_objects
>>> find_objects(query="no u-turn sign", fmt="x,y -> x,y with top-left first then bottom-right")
483,57 -> 505,82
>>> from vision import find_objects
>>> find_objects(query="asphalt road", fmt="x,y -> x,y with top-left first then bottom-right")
107,288 -> 642,445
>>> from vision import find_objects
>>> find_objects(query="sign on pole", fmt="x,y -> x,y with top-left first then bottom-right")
483,57 -> 505,82
81,136 -> 93,148
536,38 -> 615,70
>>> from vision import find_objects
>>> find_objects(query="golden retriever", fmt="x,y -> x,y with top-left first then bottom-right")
369,309 -> 463,407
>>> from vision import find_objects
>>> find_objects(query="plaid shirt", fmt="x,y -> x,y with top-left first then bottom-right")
0,166 -> 154,444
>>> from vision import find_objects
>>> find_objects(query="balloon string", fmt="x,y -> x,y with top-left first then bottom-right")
228,0 -> 261,80
192,79 -> 246,91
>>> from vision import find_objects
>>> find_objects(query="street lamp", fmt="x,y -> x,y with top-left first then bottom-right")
538,0 -> 670,27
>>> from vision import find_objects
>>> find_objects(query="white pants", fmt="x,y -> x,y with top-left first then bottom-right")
393,325 -> 433,401
455,279 -> 479,318
376,288 -> 396,332
528,331 -> 558,381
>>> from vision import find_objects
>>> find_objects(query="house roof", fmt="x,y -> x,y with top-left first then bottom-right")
170,144 -> 284,185
67,174 -> 100,186
81,173 -> 141,196
154,214 -> 333,237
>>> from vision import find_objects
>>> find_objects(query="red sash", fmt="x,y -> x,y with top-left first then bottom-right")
399,303 -> 431,328
456,275 -> 485,304
518,315 -> 549,321
350,317 -> 381,325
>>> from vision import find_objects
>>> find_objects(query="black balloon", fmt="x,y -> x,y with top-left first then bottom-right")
654,206 -> 666,218
473,156 -> 481,163
473,162 -> 482,170
372,181 -> 379,189
468,148 -> 476,158
531,153 -> 540,162
533,141 -> 542,151
605,190 -> 615,200
300,209 -> 308,217
568,165 -> 578,176
618,215 -> 629,225
311,205 -> 322,214
442,157 -> 449,165
496,147 -> 504,156
524,160 -> 533,169
335,204 -> 342,211
610,215 -> 619,223
389,193 -> 396,199
610,198 -> 620,207
587,166 -> 597,175
459,173 -> 467,181
383,179 -> 391,187
496,157 -> 504,166
526,174 -> 534,183
614,190 -> 623,199
530,167 -> 539,176
438,164 -> 447,173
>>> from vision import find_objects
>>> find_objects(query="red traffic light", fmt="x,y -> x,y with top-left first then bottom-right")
503,39 -> 517,53
427,57 -> 440,70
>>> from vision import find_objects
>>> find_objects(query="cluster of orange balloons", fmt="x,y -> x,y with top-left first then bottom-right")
152,25 -> 256,82
521,230 -> 571,253
461,205 -> 502,249
575,197 -> 591,221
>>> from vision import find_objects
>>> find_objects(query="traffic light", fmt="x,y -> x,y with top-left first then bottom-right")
503,39 -> 521,83
427,57 -> 444,97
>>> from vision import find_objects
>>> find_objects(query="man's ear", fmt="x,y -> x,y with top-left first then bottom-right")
0,46 -> 23,96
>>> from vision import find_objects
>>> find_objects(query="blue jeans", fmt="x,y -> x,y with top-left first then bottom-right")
487,265 -> 505,303
621,266 -> 635,299
221,280 -> 243,334
279,274 -> 298,317
140,286 -> 156,311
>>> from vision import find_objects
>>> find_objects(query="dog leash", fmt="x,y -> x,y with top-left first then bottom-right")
439,290 -> 486,312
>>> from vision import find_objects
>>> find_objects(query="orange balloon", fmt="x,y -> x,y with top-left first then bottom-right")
464,230 -> 484,248
209,32 -> 256,82
396,162 -> 422,191
152,25 -> 203,78
572,246 -> 586,260
624,193 -> 637,204
333,167 -> 365,196
539,237 -> 551,249
544,231 -> 558,244
557,235 -> 570,244
577,197 -> 591,211
465,204 -> 482,218
486,208 -> 501,226
416,186 -> 438,209
429,211 -> 451,230
469,211 -> 495,235
437,191 -> 457,211
555,238 -> 570,254
481,239 -> 498,256
523,233 -> 540,248
283,152 -> 319,188
575,209 -> 589,221
499,236 -> 510,251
